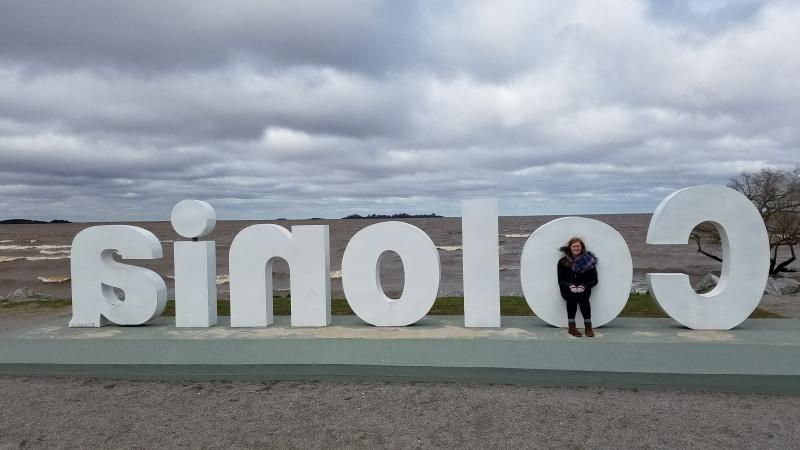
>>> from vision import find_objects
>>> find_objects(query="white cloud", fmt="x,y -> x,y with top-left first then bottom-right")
0,0 -> 797,220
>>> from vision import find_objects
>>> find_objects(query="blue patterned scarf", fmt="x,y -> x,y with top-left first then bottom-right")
566,251 -> 598,274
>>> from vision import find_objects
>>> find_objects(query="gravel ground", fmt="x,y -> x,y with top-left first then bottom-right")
1,377 -> 799,449
759,293 -> 800,319
0,305 -> 70,334
1,303 -> 800,449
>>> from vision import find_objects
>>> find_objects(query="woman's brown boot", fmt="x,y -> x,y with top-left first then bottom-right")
568,322 -> 582,337
584,321 -> 594,337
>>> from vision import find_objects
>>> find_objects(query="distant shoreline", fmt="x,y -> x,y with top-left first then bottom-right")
0,213 -> 656,224
343,213 -> 443,219
0,219 -> 71,225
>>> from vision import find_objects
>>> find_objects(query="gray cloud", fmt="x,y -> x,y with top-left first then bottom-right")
646,0 -> 766,31
0,0 -> 798,221
0,1 -> 424,74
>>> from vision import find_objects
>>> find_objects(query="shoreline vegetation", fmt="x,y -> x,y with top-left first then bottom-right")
0,293 -> 783,319
342,213 -> 443,219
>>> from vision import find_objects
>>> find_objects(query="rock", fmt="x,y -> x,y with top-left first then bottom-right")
3,287 -> 55,301
764,278 -> 781,296
775,272 -> 800,280
694,273 -> 719,293
6,287 -> 35,300
765,277 -> 800,296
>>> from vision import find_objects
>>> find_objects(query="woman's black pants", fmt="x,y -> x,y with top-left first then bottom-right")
563,292 -> 591,321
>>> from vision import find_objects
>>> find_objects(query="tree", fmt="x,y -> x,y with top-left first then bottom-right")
691,167 -> 800,274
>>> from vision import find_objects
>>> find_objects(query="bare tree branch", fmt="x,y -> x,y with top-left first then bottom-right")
689,231 -> 722,262
725,166 -> 800,275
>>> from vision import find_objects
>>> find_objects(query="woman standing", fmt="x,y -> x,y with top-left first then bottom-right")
557,237 -> 598,337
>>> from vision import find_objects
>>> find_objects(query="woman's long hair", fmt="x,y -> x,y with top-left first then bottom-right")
559,237 -> 598,272
559,237 -> 585,256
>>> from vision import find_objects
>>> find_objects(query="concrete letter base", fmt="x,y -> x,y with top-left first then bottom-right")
2,317 -> 800,393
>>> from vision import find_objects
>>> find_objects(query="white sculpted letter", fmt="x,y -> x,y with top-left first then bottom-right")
69,226 -> 166,327
520,217 -> 633,327
172,199 -> 218,328
462,199 -> 500,327
229,224 -> 331,327
342,221 -> 440,326
646,185 -> 770,330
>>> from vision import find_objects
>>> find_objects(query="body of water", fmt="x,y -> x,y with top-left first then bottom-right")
0,214 -> 726,299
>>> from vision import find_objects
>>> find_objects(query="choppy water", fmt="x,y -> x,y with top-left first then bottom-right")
0,214 -> 728,299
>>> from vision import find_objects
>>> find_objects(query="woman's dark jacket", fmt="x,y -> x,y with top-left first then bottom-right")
557,256 -> 598,301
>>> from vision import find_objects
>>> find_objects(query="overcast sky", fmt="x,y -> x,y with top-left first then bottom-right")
0,0 -> 798,221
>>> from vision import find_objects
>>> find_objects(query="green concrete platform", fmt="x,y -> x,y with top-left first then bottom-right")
1,316 -> 799,393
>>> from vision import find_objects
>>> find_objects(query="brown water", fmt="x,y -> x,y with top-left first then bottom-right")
0,214 -> 730,299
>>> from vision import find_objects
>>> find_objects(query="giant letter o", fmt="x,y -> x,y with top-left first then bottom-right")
520,217 -> 632,328
342,221 -> 440,326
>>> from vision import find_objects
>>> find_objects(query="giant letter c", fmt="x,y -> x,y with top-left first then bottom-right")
646,185 -> 770,330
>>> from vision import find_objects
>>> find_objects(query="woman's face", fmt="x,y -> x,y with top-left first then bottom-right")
570,241 -> 583,256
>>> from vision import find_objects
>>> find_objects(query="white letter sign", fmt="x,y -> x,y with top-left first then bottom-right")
342,221 -> 440,326
67,185 -> 773,331
229,224 -> 331,327
520,217 -> 633,328
70,225 -> 166,327
462,199 -> 500,327
172,199 -> 218,328
646,185 -> 770,330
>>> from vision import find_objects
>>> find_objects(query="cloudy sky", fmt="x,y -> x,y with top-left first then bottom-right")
0,0 -> 798,221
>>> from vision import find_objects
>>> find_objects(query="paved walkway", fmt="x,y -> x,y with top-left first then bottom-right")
3,315 -> 800,392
